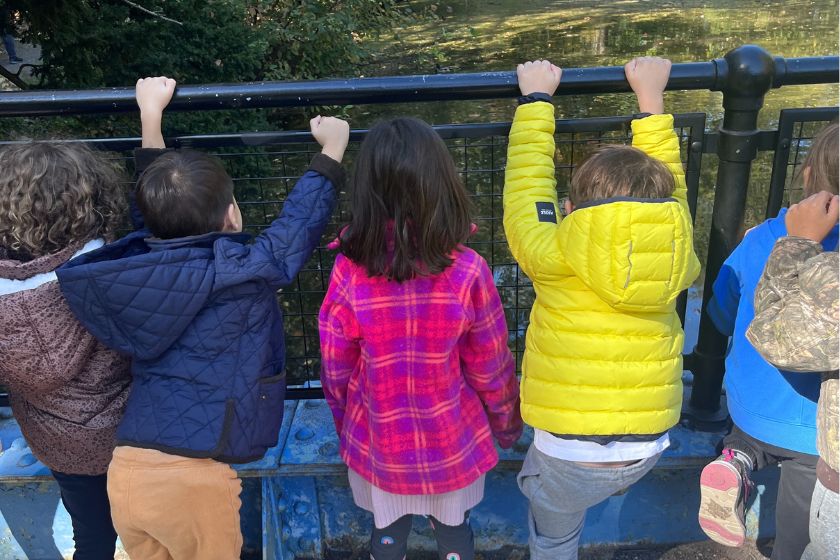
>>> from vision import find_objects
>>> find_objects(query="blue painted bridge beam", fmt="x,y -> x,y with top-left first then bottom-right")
0,391 -> 780,559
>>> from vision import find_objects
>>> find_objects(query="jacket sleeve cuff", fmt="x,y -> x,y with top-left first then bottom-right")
630,113 -> 675,134
133,148 -> 173,177
517,92 -> 553,105
309,153 -> 346,190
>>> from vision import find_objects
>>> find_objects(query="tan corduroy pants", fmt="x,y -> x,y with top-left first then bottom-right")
107,446 -> 243,560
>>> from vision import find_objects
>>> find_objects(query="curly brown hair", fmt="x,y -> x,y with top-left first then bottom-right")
0,142 -> 127,257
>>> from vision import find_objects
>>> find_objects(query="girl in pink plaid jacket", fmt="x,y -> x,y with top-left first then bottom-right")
319,117 -> 523,560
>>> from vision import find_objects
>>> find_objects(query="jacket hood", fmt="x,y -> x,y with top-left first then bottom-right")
0,240 -> 102,286
557,197 -> 700,311
57,231 -> 249,360
0,239 -> 115,399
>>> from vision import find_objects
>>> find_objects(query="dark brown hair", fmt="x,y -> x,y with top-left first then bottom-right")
800,122 -> 838,197
570,145 -> 675,205
136,150 -> 234,239
338,117 -> 472,282
0,142 -> 126,257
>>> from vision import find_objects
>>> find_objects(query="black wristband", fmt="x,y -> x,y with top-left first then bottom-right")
631,112 -> 653,120
518,92 -> 553,105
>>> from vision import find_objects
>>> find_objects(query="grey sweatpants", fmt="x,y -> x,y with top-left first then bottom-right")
517,444 -> 661,560
801,480 -> 838,560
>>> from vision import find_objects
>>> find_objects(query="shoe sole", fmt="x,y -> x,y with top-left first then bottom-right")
698,461 -> 746,547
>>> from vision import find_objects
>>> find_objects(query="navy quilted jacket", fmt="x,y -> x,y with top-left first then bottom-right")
57,150 -> 342,463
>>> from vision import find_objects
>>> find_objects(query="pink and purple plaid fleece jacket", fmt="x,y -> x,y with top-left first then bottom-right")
319,246 -> 522,495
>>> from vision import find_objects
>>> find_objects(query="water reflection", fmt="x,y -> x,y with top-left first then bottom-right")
349,0 -> 838,265
354,0 -> 837,127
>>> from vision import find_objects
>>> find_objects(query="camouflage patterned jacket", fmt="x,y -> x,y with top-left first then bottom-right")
747,236 -> 838,474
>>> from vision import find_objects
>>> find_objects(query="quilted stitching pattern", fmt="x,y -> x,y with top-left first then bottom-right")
57,169 -> 336,461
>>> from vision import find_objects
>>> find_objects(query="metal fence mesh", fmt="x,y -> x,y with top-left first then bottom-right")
779,119 -> 835,205
136,117 -> 700,389
8,110 -> 837,399
764,109 -> 839,220
0,116 -> 701,395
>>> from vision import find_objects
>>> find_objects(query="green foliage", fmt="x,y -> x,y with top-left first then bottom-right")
15,0 -> 410,88
4,0 -> 413,138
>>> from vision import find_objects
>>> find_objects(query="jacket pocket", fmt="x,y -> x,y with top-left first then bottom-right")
254,372 -> 286,448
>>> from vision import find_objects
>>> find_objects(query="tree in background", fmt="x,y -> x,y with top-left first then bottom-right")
1,0 -> 416,137
11,0 -> 409,88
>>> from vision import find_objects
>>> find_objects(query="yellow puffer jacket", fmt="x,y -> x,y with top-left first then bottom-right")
503,102 -> 701,437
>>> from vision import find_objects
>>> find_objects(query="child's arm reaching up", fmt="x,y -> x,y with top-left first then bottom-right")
503,60 -> 563,280
137,76 -> 176,149
131,76 -> 177,231
245,116 -> 348,288
625,57 -> 690,212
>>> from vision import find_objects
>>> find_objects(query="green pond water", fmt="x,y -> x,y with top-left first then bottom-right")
279,0 -> 839,382
349,0 -> 839,252
356,0 -> 838,128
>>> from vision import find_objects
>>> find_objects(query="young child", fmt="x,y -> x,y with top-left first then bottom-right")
747,189 -> 839,560
0,142 -> 131,559
319,116 -> 523,560
699,123 -> 838,558
56,76 -> 349,559
505,58 -> 700,560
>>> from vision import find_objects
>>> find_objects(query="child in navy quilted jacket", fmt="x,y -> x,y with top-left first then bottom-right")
57,76 -> 349,560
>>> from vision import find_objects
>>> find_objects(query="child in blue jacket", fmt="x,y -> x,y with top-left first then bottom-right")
698,122 -> 838,560
57,77 -> 349,560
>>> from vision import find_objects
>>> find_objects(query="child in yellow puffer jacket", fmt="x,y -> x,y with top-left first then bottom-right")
505,58 -> 701,560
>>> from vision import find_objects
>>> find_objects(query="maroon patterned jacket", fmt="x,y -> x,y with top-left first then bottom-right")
0,242 -> 131,475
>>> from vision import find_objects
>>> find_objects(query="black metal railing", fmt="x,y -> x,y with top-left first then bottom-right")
0,45 -> 837,423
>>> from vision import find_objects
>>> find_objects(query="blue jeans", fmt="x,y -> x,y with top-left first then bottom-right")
52,471 -> 118,560
517,445 -> 661,560
2,32 -> 16,59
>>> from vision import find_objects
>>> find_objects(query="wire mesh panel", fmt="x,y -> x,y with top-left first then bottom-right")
766,107 -> 840,218
167,114 -> 704,394
0,114 -> 704,397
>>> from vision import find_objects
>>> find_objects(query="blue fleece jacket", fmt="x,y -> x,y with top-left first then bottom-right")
708,208 -> 838,455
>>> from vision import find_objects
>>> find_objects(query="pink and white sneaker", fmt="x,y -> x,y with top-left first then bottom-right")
698,448 -> 754,547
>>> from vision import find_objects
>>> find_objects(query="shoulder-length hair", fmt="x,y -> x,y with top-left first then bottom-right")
338,117 -> 472,282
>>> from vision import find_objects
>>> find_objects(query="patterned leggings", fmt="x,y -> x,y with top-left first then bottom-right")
370,513 -> 474,560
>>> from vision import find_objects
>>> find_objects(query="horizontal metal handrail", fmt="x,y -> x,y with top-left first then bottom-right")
0,113 -> 707,150
0,52 -> 836,117
0,46 -> 838,415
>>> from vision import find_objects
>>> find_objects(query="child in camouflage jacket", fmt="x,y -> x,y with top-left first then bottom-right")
748,189 -> 839,560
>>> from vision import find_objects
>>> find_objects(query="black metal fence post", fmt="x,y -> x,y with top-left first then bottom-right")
686,45 -> 777,424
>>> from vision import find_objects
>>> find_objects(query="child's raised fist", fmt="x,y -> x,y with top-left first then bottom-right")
136,76 -> 177,116
310,116 -> 350,164
516,60 -> 562,97
624,57 -> 671,115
